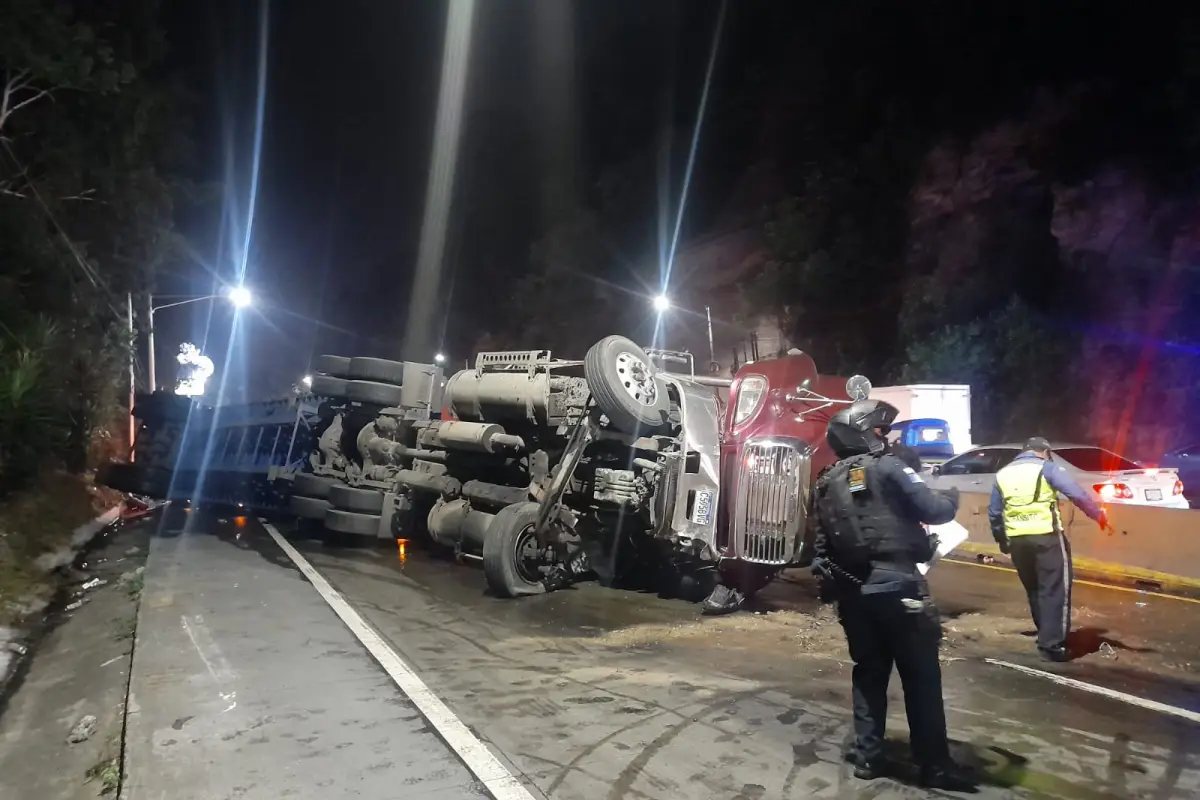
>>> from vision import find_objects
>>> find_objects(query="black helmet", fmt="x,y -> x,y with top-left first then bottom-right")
826,399 -> 900,458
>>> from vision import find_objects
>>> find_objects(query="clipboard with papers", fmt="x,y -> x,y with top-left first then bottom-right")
917,520 -> 969,576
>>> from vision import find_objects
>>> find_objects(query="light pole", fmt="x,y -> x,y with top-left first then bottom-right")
147,287 -> 252,392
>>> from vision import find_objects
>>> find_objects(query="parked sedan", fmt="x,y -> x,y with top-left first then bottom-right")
929,442 -> 1189,509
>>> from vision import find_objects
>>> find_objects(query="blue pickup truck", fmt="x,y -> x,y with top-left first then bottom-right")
888,418 -> 956,469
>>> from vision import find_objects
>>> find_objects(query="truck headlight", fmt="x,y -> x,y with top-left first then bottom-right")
733,376 -> 767,426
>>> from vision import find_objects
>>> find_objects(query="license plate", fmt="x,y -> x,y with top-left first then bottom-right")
1145,488 -> 1162,501
692,489 -> 714,525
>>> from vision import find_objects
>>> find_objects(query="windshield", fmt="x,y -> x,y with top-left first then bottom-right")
1055,447 -> 1140,472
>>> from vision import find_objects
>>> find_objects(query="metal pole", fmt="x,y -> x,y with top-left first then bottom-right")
147,299 -> 157,393
705,305 -> 715,365
128,293 -> 136,461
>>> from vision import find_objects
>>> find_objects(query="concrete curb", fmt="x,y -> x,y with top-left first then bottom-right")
949,541 -> 1200,597
0,505 -> 123,697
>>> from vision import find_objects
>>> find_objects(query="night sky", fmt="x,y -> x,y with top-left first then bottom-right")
152,0 -> 1194,412
157,0 -> 745,400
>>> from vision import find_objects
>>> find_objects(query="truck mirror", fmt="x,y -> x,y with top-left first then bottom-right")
846,374 -> 872,401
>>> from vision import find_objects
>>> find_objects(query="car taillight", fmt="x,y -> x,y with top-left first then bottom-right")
1174,479 -> 1185,496
1094,483 -> 1133,501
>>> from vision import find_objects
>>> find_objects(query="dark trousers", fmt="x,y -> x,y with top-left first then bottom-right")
837,588 -> 950,767
1009,532 -> 1073,653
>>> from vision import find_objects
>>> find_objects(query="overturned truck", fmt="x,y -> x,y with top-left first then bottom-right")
290,336 -> 871,605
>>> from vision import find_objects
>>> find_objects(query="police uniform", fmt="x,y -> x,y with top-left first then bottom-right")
812,400 -> 972,790
989,437 -> 1107,662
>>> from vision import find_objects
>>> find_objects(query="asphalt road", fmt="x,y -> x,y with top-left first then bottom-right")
251,517 -> 1200,800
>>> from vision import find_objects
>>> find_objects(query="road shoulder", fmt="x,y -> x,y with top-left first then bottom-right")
121,511 -> 489,800
0,521 -> 150,800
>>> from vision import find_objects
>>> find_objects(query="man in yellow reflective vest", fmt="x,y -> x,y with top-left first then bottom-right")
989,437 -> 1109,662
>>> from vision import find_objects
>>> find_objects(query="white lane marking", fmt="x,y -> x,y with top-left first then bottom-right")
262,522 -> 538,800
181,614 -> 238,712
986,658 -> 1200,724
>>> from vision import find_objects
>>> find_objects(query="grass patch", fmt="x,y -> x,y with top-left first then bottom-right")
115,616 -> 137,642
85,754 -> 121,795
121,571 -> 144,600
0,471 -> 119,626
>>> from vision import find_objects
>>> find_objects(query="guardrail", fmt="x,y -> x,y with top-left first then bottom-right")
952,492 -> 1200,594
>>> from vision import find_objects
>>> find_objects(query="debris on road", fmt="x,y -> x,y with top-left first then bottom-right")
68,714 -> 98,744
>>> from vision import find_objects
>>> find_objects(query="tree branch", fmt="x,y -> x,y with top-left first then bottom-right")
0,70 -> 53,133
5,89 -> 53,119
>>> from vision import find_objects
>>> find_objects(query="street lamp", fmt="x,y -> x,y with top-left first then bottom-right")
653,294 -> 671,313
434,353 -> 446,365
228,285 -> 253,308
146,286 -> 252,392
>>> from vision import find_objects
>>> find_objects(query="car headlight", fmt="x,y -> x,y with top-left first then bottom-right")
733,376 -> 767,426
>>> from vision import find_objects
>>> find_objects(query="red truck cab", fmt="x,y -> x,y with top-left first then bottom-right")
716,352 -> 860,583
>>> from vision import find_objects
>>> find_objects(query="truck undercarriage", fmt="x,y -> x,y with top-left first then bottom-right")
105,335 -> 869,611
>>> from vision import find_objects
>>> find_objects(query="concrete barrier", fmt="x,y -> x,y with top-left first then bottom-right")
951,492 -> 1200,594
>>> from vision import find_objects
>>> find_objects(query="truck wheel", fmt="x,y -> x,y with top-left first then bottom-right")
325,508 -> 383,537
293,472 -> 335,499
290,495 -> 331,519
584,335 -> 671,434
329,484 -> 384,514
347,380 -> 404,407
482,502 -> 549,597
311,375 -> 350,399
348,357 -> 405,385
315,354 -> 352,378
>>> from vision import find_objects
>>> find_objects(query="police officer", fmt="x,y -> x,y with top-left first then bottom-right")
989,437 -> 1109,662
811,399 -> 974,790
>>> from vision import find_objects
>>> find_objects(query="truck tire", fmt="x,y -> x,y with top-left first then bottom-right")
311,375 -> 350,399
293,472 -> 335,499
325,508 -> 383,537
290,495 -> 331,520
315,355 -> 352,378
584,335 -> 671,434
482,502 -> 548,597
329,484 -> 384,514
347,380 -> 404,407
348,357 -> 405,385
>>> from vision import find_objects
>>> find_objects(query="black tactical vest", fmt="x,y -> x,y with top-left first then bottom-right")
816,452 -> 920,570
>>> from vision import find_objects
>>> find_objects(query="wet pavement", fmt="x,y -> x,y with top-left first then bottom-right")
259,519 -> 1200,800
122,511 -> 488,799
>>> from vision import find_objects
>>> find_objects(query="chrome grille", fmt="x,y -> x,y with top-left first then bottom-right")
732,439 -> 810,565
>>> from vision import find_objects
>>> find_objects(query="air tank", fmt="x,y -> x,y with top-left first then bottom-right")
443,369 -> 553,424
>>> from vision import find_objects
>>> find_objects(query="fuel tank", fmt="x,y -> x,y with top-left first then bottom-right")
443,369 -> 554,424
